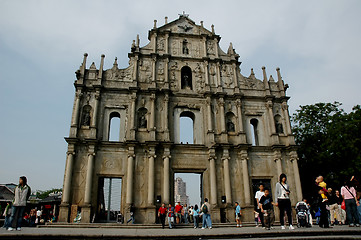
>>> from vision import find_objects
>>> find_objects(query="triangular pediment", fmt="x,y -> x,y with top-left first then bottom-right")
157,16 -> 212,36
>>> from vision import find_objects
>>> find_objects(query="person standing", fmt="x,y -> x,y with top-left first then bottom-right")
158,203 -> 167,229
174,202 -> 182,224
183,204 -> 189,224
7,176 -> 31,231
335,190 -> 346,225
167,204 -> 175,229
275,173 -> 294,230
192,204 -> 200,229
201,198 -> 212,229
255,183 -> 265,228
2,203 -> 12,228
317,188 -> 330,228
127,203 -> 135,224
259,188 -> 275,230
328,188 -> 342,226
341,179 -> 360,227
235,202 -> 242,227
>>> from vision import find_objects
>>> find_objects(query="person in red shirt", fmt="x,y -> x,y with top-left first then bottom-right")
158,203 -> 167,229
174,202 -> 183,224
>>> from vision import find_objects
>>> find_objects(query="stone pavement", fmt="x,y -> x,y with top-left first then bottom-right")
1,225 -> 361,240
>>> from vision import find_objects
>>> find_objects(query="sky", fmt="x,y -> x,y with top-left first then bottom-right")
1,0 -> 361,199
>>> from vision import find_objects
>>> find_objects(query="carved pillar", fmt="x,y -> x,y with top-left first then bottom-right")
148,147 -> 156,205
274,150 -> 282,177
207,97 -> 213,132
62,151 -> 75,204
214,39 -> 219,58
151,57 -> 156,83
266,100 -> 277,134
164,59 -> 169,83
163,94 -> 170,141
163,147 -> 171,204
209,157 -> 217,205
236,99 -> 244,133
204,60 -> 209,85
216,62 -> 221,89
232,63 -> 238,89
84,147 -> 96,205
133,56 -> 138,81
282,102 -> 292,135
290,151 -> 303,201
219,98 -> 226,133
71,90 -> 82,128
222,149 -> 232,204
165,33 -> 169,54
202,36 -> 207,57
240,150 -> 251,205
129,93 -> 137,140
126,146 -> 135,204
150,93 -> 156,130
91,91 -> 100,127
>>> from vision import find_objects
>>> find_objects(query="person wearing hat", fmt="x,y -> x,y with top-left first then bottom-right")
7,176 -> 31,231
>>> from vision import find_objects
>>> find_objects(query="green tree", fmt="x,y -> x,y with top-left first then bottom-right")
292,102 -> 361,199
36,188 -> 62,199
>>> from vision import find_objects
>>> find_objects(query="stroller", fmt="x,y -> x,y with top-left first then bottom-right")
295,201 -> 311,228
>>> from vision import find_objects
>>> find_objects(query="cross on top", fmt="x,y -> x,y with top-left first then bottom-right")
179,11 -> 189,18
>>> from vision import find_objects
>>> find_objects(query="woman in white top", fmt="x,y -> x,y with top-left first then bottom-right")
275,173 -> 294,230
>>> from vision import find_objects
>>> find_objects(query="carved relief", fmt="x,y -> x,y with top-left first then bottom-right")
139,59 -> 152,83
209,63 -> 217,86
157,61 -> 165,82
194,63 -> 205,92
221,64 -> 234,88
193,43 -> 200,58
105,61 -> 133,82
157,37 -> 165,52
171,40 -> 178,55
207,40 -> 215,55
169,61 -> 179,90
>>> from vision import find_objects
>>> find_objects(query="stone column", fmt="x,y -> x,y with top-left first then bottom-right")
222,149 -> 232,204
62,151 -> 75,204
282,102 -> 292,135
209,157 -> 218,205
204,60 -> 209,85
126,147 -> 135,204
216,62 -> 221,90
150,93 -> 156,130
163,94 -> 170,141
219,98 -> 226,133
133,56 -> 138,81
84,151 -> 95,205
202,36 -> 207,57
164,59 -> 169,83
163,147 -> 171,204
240,150 -> 251,205
232,63 -> 238,89
91,91 -> 100,127
206,97 -> 213,132
69,90 -> 82,137
129,93 -> 137,140
148,147 -> 156,205
290,152 -> 303,201
165,33 -> 169,54
274,151 -> 283,177
236,99 -> 244,133
266,100 -> 277,135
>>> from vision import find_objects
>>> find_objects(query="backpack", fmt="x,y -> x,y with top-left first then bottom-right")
202,204 -> 208,214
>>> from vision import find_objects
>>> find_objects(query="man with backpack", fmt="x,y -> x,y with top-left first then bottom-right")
201,198 -> 212,229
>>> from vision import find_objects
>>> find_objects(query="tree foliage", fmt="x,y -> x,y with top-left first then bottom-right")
292,102 -> 361,199
36,188 -> 62,199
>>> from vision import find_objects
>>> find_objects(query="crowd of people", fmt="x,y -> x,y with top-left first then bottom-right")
157,198 -> 213,229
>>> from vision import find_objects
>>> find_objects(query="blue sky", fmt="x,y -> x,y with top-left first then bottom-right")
1,0 -> 360,200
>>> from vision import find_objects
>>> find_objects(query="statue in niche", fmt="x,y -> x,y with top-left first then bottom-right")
227,119 -> 235,132
139,114 -> 147,129
183,74 -> 191,89
275,121 -> 284,134
82,110 -> 91,126
182,40 -> 189,54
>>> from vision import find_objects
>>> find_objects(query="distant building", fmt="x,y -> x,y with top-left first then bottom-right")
174,177 -> 189,206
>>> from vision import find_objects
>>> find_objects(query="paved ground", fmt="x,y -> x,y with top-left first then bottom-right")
1,225 -> 361,239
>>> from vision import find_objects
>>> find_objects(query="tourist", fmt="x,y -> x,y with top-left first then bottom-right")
317,187 -> 330,228
201,198 -> 212,229
158,203 -> 167,229
341,179 -> 360,227
316,176 -> 327,200
259,188 -> 275,230
36,207 -> 42,225
2,203 -> 12,228
167,203 -> 175,229
328,188 -> 341,226
335,190 -> 346,225
175,202 -> 182,224
6,176 -> 31,231
255,183 -> 265,228
183,204 -> 189,224
188,206 -> 194,223
192,204 -> 200,229
127,203 -> 135,224
235,202 -> 242,227
275,173 -> 294,230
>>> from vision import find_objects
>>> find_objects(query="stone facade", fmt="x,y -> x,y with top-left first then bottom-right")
59,14 -> 302,224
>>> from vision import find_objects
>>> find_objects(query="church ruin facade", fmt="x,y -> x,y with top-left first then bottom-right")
59,14 -> 302,223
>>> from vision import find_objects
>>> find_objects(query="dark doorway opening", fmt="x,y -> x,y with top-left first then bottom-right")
97,177 -> 122,222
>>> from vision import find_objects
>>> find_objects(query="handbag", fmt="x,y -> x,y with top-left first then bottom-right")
341,200 -> 346,210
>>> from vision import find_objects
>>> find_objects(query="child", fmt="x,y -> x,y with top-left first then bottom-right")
254,210 -> 260,227
235,202 -> 242,227
259,188 -> 275,230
